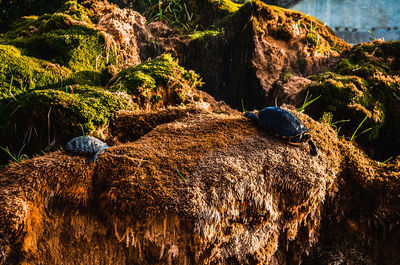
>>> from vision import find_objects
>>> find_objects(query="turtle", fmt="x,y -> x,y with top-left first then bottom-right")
244,106 -> 318,156
65,136 -> 109,162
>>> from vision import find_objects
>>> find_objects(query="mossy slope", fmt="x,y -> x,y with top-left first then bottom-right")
0,54 -> 202,164
0,86 -> 136,160
0,1 -> 203,164
2,1 -> 115,84
306,40 -> 400,158
0,45 -> 70,99
179,0 -> 350,110
0,1 -> 120,162
108,54 -> 203,109
0,1 -> 117,100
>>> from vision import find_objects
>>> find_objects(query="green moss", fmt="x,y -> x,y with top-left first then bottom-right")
0,85 -> 136,149
0,16 -> 41,41
1,1 -> 115,79
280,68 -> 293,83
0,44 -> 70,99
59,0 -> 92,24
335,44 -> 393,79
69,70 -> 106,87
188,29 -> 224,40
307,40 -> 400,144
1,0 -> 92,39
209,0 -> 246,13
109,54 -> 203,107
310,73 -> 362,110
9,24 -> 111,73
306,32 -> 318,47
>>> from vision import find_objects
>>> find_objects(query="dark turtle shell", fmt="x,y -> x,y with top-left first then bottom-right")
65,136 -> 108,153
257,107 -> 309,137
65,136 -> 109,162
244,107 -> 318,156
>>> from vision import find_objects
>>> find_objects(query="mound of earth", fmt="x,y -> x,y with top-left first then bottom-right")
1,105 -> 399,264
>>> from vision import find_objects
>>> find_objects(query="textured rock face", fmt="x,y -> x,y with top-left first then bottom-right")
181,1 -> 350,110
93,1 -> 156,68
0,107 -> 339,264
1,106 -> 400,264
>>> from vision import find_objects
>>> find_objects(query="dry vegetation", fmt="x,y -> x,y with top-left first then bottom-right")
1,104 -> 399,264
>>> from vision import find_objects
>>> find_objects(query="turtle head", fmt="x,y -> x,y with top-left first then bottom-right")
244,112 -> 259,122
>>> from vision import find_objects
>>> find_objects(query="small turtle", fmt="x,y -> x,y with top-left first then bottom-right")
245,106 -> 318,156
65,136 -> 109,162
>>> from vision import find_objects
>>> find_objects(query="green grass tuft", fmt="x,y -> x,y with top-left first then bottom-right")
297,90 -> 321,112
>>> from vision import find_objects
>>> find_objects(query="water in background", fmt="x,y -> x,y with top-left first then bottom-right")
289,0 -> 400,44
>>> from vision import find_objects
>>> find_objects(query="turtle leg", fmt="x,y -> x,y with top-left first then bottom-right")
307,139 -> 318,156
87,152 -> 99,163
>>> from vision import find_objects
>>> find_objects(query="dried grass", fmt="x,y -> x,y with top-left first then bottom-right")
92,1 -> 152,68
0,106 -> 399,264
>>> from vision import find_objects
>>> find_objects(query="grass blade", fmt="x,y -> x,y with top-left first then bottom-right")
17,144 -> 26,160
350,115 -> 370,141
0,146 -> 17,162
297,90 -> 321,112
80,124 -> 86,136
379,156 -> 393,166
176,166 -> 188,185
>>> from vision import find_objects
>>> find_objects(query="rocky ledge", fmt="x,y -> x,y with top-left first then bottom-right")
1,105 -> 399,264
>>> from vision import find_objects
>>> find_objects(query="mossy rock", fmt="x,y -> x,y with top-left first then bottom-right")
306,41 -> 400,156
7,21 -> 112,74
0,44 -> 70,99
59,0 -> 93,24
108,54 -> 203,109
251,1 -> 350,54
0,0 -> 94,34
309,73 -> 383,140
0,1 -> 121,93
336,40 -> 400,78
0,85 -> 136,159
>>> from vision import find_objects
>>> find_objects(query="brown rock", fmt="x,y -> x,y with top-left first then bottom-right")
1,106 -> 399,264
0,107 -> 337,264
